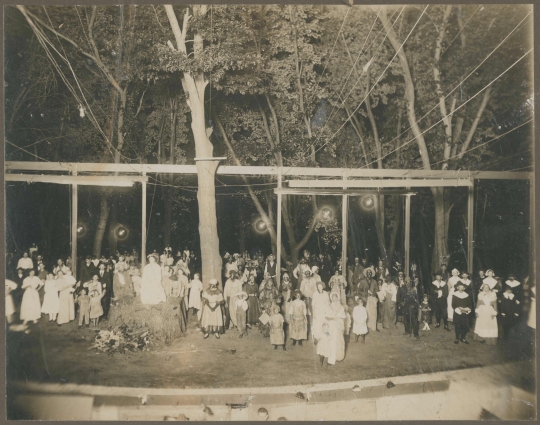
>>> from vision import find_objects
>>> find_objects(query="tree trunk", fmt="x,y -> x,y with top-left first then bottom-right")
93,192 -> 111,257
165,5 -> 222,290
239,204 -> 246,254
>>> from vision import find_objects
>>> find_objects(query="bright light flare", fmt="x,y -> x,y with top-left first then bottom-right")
360,195 -> 375,211
253,218 -> 268,234
114,225 -> 129,241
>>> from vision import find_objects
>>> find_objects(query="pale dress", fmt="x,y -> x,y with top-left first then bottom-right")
317,303 -> 346,364
527,287 -> 536,329
311,290 -> 330,340
20,276 -> 42,322
474,291 -> 498,342
200,290 -> 225,334
41,279 -> 60,314
188,279 -> 203,310
5,280 -> 17,318
288,299 -> 308,340
270,313 -> 285,345
57,277 -> 75,325
140,262 -> 166,305
352,305 -> 368,335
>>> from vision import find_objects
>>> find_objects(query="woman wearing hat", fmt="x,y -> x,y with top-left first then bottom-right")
431,271 -> 450,331
473,283 -> 498,345
243,275 -> 260,328
259,274 -> 280,338
200,279 -> 225,339
140,254 -> 166,305
483,270 -> 498,291
317,292 -> 346,366
451,281 -> 473,344
287,290 -> 307,346
311,282 -> 330,344
381,275 -> 398,329
504,273 -> 522,303
329,269 -> 347,306
234,291 -> 249,338
269,305 -> 286,350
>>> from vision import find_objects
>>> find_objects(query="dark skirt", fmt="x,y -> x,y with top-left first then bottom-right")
246,296 -> 260,325
178,296 -> 187,334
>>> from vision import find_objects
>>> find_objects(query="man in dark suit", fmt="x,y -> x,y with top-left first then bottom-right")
97,262 -> 113,319
79,256 -> 96,285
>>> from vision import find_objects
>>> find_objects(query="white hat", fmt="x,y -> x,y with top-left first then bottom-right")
311,266 -> 319,273
209,278 -> 218,286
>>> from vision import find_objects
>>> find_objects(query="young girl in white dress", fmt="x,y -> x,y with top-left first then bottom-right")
188,273 -> 203,320
352,297 -> 368,343
41,272 -> 60,322
20,269 -> 43,326
5,279 -> 17,324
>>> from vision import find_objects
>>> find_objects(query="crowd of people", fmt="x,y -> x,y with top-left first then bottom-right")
5,245 -> 535,366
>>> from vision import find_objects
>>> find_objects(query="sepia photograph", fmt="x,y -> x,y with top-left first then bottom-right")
3,3 -> 536,420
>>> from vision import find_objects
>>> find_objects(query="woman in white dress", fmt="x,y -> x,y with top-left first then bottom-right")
6,279 -> 18,323
311,282 -> 330,343
317,292 -> 346,366
56,270 -> 76,325
140,254 -> 166,305
188,273 -> 204,322
474,283 -> 498,345
447,268 -> 461,322
200,279 -> 225,339
20,269 -> 43,325
41,272 -> 60,321
483,269 -> 498,291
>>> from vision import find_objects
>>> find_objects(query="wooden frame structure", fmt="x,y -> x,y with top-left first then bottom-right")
5,161 -> 533,283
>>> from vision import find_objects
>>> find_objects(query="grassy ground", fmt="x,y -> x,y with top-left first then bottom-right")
6,310 -> 534,389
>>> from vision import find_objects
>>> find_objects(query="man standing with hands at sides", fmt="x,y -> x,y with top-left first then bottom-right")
264,254 -> 278,287
401,277 -> 420,340
431,271 -> 450,331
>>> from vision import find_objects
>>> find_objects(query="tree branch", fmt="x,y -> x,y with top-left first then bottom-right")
458,86 -> 492,160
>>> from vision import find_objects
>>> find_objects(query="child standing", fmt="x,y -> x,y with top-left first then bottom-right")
499,287 -> 520,339
89,289 -> 105,327
352,297 -> 368,343
269,305 -> 286,350
41,273 -> 60,322
6,279 -> 17,324
421,294 -> 432,331
76,288 -> 91,327
188,273 -> 203,321
235,291 -> 249,338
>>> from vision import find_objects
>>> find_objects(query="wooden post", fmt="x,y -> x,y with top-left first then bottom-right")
530,175 -> 535,283
276,168 -> 282,290
467,178 -> 474,273
71,165 -> 78,278
342,172 -> 348,274
342,195 -> 349,275
142,173 -> 147,268
404,193 -> 411,278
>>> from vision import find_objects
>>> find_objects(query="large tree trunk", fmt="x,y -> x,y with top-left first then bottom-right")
165,5 -> 222,290
93,192 -> 111,257
387,195 -> 401,266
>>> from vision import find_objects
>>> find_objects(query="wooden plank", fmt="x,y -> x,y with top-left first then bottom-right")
288,179 -> 473,188
5,162 -> 532,179
275,188 -> 415,196
5,174 -> 148,186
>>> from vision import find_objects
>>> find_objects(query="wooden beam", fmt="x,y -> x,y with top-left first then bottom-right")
5,174 -> 148,186
467,179 -> 474,273
275,188 -> 415,196
5,162 -> 532,180
288,179 -> 473,188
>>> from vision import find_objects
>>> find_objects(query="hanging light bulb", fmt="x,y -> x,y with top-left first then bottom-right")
79,104 -> 86,118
